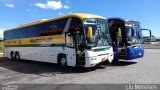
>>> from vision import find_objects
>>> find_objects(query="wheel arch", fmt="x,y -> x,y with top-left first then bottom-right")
57,53 -> 67,64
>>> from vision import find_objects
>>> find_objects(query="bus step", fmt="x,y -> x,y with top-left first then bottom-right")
119,52 -> 126,55
120,49 -> 126,52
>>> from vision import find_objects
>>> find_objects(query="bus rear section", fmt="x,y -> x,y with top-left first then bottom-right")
4,14 -> 114,68
108,18 -> 144,61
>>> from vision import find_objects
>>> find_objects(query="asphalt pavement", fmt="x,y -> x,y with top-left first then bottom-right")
0,49 -> 160,90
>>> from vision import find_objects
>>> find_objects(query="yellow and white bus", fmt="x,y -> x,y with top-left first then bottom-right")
4,13 -> 113,67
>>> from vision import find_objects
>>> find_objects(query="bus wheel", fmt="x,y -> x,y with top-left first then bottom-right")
15,52 -> 20,60
10,51 -> 15,60
59,55 -> 67,67
111,59 -> 119,64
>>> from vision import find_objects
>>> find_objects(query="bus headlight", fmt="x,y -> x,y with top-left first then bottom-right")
91,58 -> 97,60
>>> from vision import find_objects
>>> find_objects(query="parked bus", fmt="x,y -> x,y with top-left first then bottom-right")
108,18 -> 144,61
4,13 -> 114,67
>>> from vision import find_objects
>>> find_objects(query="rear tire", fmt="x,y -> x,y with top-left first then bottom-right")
10,51 -> 15,60
15,52 -> 20,60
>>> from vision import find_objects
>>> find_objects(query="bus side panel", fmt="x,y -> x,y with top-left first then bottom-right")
46,47 -> 66,64
4,47 -> 47,62
4,47 -> 66,64
47,47 -> 77,66
4,47 -> 10,58
22,47 -> 47,61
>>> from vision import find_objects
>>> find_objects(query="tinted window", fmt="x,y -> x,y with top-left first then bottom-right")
27,26 -> 37,37
8,31 -> 12,40
4,31 -> 8,40
19,28 -> 27,38
13,29 -> 19,39
69,18 -> 82,32
4,18 -> 69,40
39,18 -> 69,36
6,31 -> 11,40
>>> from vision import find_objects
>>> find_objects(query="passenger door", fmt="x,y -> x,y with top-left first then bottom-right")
65,33 -> 76,66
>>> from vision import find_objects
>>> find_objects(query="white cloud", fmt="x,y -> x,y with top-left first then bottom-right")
5,4 -> 14,8
35,1 -> 70,10
58,12 -> 65,16
64,5 -> 70,9
35,3 -> 48,9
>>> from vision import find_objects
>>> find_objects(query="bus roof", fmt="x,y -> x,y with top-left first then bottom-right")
5,13 -> 106,32
108,17 -> 139,23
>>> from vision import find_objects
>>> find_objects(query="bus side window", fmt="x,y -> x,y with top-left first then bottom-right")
68,18 -> 82,32
39,18 -> 68,36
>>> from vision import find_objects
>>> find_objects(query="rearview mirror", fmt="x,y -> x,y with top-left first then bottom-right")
88,27 -> 93,39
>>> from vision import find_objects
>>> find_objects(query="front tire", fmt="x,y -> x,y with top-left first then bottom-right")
111,59 -> 119,64
59,55 -> 67,67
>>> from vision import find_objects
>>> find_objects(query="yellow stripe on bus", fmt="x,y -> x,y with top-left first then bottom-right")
4,35 -> 65,46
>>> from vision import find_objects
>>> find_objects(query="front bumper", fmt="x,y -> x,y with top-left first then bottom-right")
84,53 -> 113,67
126,46 -> 144,60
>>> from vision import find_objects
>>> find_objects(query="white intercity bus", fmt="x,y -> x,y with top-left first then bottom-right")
4,13 -> 114,67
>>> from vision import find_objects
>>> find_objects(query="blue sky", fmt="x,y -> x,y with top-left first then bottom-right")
0,0 -> 160,37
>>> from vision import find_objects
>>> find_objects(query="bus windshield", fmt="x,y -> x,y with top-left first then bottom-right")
126,21 -> 143,45
83,18 -> 112,47
125,26 -> 139,45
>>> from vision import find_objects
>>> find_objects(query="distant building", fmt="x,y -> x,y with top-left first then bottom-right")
157,37 -> 160,42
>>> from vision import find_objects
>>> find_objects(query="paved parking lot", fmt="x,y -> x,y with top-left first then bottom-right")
144,43 -> 160,49
0,49 -> 160,86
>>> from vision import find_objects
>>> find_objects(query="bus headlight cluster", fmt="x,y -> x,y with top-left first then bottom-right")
91,58 -> 97,60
